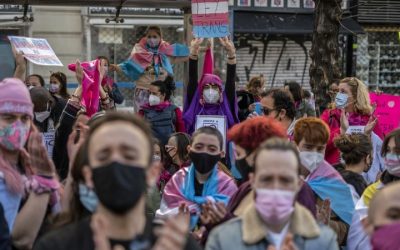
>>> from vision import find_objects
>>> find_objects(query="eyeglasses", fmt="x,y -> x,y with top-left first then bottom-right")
261,107 -> 276,116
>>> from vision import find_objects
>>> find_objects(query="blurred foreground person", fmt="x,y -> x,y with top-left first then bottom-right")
0,78 -> 60,249
34,112 -> 200,250
365,182 -> 400,250
206,138 -> 338,250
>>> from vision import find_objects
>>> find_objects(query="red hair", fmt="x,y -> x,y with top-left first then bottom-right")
228,116 -> 286,153
293,117 -> 330,145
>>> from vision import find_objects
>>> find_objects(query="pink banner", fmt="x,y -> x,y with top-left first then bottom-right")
370,93 -> 400,136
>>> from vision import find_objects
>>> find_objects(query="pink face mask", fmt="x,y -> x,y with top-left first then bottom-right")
0,120 -> 30,151
371,222 -> 400,250
255,188 -> 295,225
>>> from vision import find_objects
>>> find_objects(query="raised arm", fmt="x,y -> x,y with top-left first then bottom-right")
219,37 -> 237,114
12,130 -> 58,250
13,52 -> 27,82
186,38 -> 203,105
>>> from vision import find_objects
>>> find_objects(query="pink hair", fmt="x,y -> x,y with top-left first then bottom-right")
0,156 -> 24,194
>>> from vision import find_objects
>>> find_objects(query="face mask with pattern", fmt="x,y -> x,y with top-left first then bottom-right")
0,120 -> 30,151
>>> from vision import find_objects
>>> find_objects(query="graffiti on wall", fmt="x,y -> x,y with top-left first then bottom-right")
233,33 -> 312,89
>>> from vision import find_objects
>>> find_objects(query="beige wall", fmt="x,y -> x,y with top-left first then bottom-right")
30,6 -> 84,84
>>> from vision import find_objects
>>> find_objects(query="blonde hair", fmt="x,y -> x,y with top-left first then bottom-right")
340,77 -> 372,115
246,76 -> 265,95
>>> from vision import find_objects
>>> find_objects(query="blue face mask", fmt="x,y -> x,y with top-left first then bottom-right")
79,183 -> 98,213
335,92 -> 348,109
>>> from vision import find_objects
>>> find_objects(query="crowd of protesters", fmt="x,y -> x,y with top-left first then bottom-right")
1,25 -> 400,250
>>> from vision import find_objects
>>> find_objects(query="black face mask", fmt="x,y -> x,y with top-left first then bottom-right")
92,161 -> 147,214
189,151 -> 221,174
235,157 -> 253,181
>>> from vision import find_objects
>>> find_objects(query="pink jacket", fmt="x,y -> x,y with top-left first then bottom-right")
320,108 -> 383,165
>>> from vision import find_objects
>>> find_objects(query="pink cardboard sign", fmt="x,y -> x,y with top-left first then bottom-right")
370,93 -> 400,136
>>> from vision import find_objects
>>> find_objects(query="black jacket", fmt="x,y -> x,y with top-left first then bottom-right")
52,101 -> 81,180
34,216 -> 201,250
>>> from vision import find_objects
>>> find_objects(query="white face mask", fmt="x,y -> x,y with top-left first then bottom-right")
35,102 -> 51,123
299,151 -> 324,174
203,88 -> 220,104
49,83 -> 60,93
384,153 -> 400,177
148,94 -> 161,106
335,92 -> 348,109
35,111 -> 51,123
147,38 -> 160,48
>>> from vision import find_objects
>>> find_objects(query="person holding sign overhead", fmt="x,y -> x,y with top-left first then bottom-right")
183,37 -> 239,136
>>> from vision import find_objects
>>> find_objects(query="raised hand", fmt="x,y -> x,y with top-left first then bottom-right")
153,205 -> 190,250
75,60 -> 84,85
22,126 -> 56,177
247,111 -> 260,119
12,49 -> 27,80
200,201 -> 227,225
340,110 -> 349,134
15,52 -> 27,68
109,64 -> 120,72
218,37 -> 235,57
364,116 -> 378,135
316,199 -> 331,225
190,38 -> 204,56
98,59 -> 108,81
67,122 -> 89,167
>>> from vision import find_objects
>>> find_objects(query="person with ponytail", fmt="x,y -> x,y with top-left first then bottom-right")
138,76 -> 185,144
347,129 -> 400,250
183,37 -> 239,135
334,133 -> 372,202
0,78 -> 60,249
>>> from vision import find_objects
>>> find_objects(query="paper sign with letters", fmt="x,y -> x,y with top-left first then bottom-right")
8,36 -> 63,66
195,115 -> 227,150
346,126 -> 365,134
191,0 -> 229,38
42,131 -> 55,159
370,93 -> 400,136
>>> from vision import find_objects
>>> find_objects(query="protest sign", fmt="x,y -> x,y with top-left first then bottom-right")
195,115 -> 227,150
191,0 -> 229,38
8,36 -> 63,66
370,93 -> 400,136
42,131 -> 55,159
346,126 -> 365,134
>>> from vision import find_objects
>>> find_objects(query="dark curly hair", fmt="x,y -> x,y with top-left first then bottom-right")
151,76 -> 176,101
284,81 -> 302,103
261,88 -> 296,120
